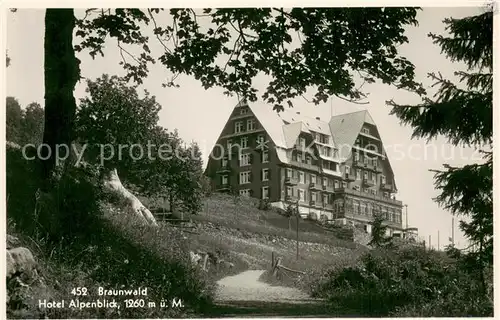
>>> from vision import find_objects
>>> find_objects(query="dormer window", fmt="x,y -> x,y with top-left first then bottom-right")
362,127 -> 370,134
240,107 -> 248,115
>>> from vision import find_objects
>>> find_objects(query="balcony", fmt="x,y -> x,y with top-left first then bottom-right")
381,183 -> 395,192
294,144 -> 315,155
284,177 -> 298,185
216,183 -> 231,192
309,200 -> 322,208
216,165 -> 231,174
335,187 -> 403,206
290,161 -> 320,173
363,178 -> 376,187
344,173 -> 355,182
322,184 -> 335,193
309,182 -> 322,190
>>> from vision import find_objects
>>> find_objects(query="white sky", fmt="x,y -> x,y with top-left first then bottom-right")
5,6 -> 489,249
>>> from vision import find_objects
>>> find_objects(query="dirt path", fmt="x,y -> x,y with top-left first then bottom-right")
215,269 -> 310,302
209,270 -> 333,317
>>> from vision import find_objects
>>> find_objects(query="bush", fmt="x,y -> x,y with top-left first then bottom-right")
312,246 -> 493,317
6,149 -> 214,318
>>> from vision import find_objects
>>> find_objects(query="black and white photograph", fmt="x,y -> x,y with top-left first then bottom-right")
3,1 -> 495,318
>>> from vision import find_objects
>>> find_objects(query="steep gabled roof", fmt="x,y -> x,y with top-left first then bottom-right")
282,122 -> 305,148
329,110 -> 376,162
246,100 -> 287,148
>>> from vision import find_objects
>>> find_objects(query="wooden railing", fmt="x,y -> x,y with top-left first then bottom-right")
271,252 -> 305,280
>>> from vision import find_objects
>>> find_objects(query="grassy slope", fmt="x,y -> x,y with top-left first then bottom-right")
144,193 -> 367,293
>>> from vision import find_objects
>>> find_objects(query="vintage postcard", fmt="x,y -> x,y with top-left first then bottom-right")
3,1 -> 494,318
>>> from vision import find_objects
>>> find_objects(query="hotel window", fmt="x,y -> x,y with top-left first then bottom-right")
240,107 -> 248,115
292,152 -> 298,161
364,171 -> 368,180
286,168 -> 293,179
360,203 -> 367,215
311,191 -> 317,202
306,156 -> 312,165
235,121 -> 243,133
300,137 -> 306,148
262,186 -> 269,199
262,150 -> 269,163
356,169 -> 361,180
222,158 -> 228,167
342,181 -> 347,188
310,174 -> 316,184
299,171 -> 305,184
334,180 -> 339,189
298,189 -> 305,202
354,201 -> 360,214
262,168 -> 269,181
222,175 -> 228,185
239,189 -> 250,197
256,134 -> 265,145
247,119 -> 256,131
240,136 -> 248,149
345,165 -> 350,175
381,175 -> 386,184
372,158 -> 378,167
239,153 -> 250,166
239,171 -> 251,184
286,186 -> 293,197
323,177 -> 328,186
354,152 -> 359,162
323,194 -> 328,205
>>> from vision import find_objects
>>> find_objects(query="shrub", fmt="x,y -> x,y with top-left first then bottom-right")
6,149 -> 214,318
312,245 -> 493,317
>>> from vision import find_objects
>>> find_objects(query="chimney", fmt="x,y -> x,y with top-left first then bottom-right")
296,111 -> 300,115
315,117 -> 321,120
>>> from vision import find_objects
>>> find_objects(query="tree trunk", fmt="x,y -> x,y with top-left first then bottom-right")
103,169 -> 158,226
42,9 -> 80,189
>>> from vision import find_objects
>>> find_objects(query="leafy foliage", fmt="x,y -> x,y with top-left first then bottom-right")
76,74 -> 161,172
368,213 -> 392,248
75,74 -> 205,214
21,103 -> 45,146
74,8 -> 424,111
387,10 -> 493,291
313,246 -> 492,317
6,97 -> 23,143
6,98 -> 45,146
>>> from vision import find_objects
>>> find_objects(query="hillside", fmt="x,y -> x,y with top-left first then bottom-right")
142,193 -> 367,293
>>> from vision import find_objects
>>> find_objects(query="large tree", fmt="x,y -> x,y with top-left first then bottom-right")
76,74 -> 161,224
33,7 -> 427,226
42,8 -> 424,177
388,10 -> 493,293
6,97 -> 23,144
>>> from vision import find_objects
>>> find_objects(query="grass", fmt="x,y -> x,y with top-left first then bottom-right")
179,193 -> 358,249
141,192 -> 367,294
